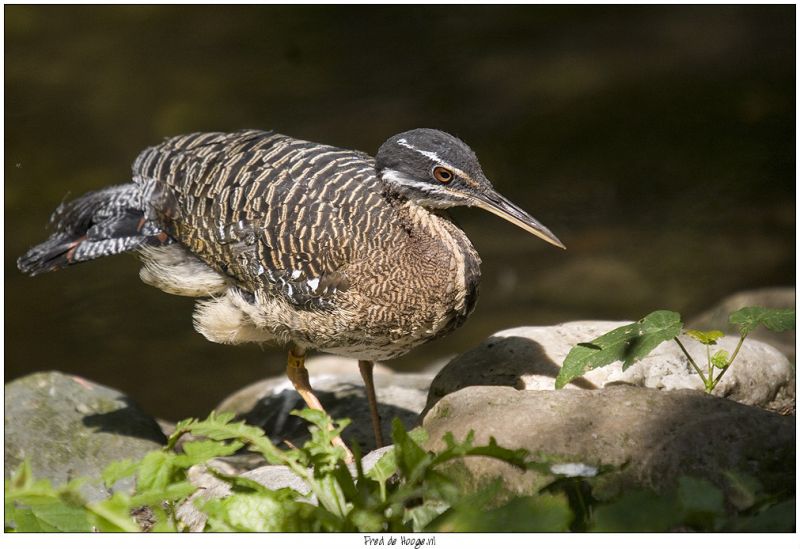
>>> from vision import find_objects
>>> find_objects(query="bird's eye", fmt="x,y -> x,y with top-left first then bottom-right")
433,166 -> 453,184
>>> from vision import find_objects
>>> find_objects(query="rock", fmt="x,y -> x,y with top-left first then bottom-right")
4,371 -> 166,502
422,385 -> 795,500
176,446 -> 394,531
424,322 -> 795,414
689,287 -> 796,363
217,355 -> 433,453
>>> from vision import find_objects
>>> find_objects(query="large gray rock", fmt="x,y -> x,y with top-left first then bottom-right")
4,371 -> 166,501
424,321 -> 795,414
217,355 -> 433,452
422,385 -> 795,500
689,287 -> 796,363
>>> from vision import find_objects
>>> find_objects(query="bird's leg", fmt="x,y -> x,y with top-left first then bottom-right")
358,360 -> 384,448
286,345 -> 353,461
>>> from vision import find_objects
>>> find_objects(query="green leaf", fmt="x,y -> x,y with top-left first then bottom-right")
173,439 -> 244,467
292,409 -> 351,472
136,451 -> 176,492
406,501 -> 450,532
729,498 -> 796,533
367,427 -> 428,492
130,481 -> 196,507
392,418 -> 432,483
309,470 -> 350,518
101,459 -> 139,488
7,499 -> 92,533
366,447 -> 398,486
590,489 -> 681,532
624,311 -> 683,368
431,432 -> 528,470
432,493 -> 573,533
86,493 -> 140,532
25,501 -> 92,532
556,311 -> 682,389
348,508 -> 385,532
686,329 -> 724,345
177,411 -> 283,464
558,322 -> 639,386
677,477 -> 725,528
729,307 -> 795,336
183,411 -> 260,442
711,349 -> 730,370
12,506 -> 52,532
201,492 -> 312,532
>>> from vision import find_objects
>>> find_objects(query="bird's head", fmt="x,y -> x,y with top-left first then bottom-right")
375,128 -> 565,249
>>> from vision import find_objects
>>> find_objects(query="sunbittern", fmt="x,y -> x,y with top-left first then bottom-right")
18,129 -> 564,457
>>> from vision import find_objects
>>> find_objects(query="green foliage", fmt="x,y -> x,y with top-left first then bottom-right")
5,461 -> 93,532
557,306 -> 795,394
685,330 -> 724,345
431,485 -> 573,533
557,310 -> 682,388
4,411 -> 548,533
711,349 -> 730,370
5,410 -> 794,533
729,307 -> 795,336
589,474 -> 794,533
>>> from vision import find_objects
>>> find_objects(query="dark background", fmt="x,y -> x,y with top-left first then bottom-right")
5,5 -> 795,420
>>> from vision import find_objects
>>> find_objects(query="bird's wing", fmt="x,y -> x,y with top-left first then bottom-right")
132,130 -> 381,306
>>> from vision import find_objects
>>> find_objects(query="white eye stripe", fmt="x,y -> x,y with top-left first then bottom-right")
381,169 -> 441,192
394,139 -> 479,188
381,169 -> 468,201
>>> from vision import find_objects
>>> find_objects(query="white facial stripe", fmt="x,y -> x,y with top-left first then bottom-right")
381,169 -> 473,203
381,169 -> 441,193
396,138 -> 447,166
396,139 -> 481,189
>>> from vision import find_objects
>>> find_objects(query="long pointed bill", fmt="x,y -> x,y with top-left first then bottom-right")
473,189 -> 566,249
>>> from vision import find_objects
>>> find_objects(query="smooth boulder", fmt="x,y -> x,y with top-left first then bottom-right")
4,371 -> 166,501
424,321 -> 795,414
422,385 -> 795,500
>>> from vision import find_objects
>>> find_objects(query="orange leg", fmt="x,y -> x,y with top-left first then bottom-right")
286,345 -> 353,462
359,360 -> 384,448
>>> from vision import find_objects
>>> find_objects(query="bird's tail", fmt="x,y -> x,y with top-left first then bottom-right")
17,183 -> 170,276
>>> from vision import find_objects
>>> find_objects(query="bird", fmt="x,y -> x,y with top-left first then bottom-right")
17,128 -> 564,457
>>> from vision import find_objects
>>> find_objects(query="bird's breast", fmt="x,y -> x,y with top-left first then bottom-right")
323,201 -> 481,359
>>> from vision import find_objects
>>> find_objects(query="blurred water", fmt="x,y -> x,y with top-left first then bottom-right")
5,5 -> 795,420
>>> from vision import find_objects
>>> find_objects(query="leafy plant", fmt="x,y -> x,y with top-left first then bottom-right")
556,307 -> 795,392
5,410 -> 561,533
5,409 -> 794,533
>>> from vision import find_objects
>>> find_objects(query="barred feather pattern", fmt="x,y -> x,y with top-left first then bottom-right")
20,130 -> 482,360
17,183 -> 170,275
133,130 -> 382,307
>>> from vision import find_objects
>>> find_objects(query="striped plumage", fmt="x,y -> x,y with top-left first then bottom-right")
19,128 -> 563,452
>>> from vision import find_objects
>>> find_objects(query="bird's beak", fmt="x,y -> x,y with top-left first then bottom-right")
472,189 -> 566,249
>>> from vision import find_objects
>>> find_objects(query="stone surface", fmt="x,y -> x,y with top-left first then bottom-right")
217,355 -> 434,452
689,287 -> 796,363
176,446 -> 393,532
4,371 -> 166,501
422,385 -> 795,500
424,321 -> 795,415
